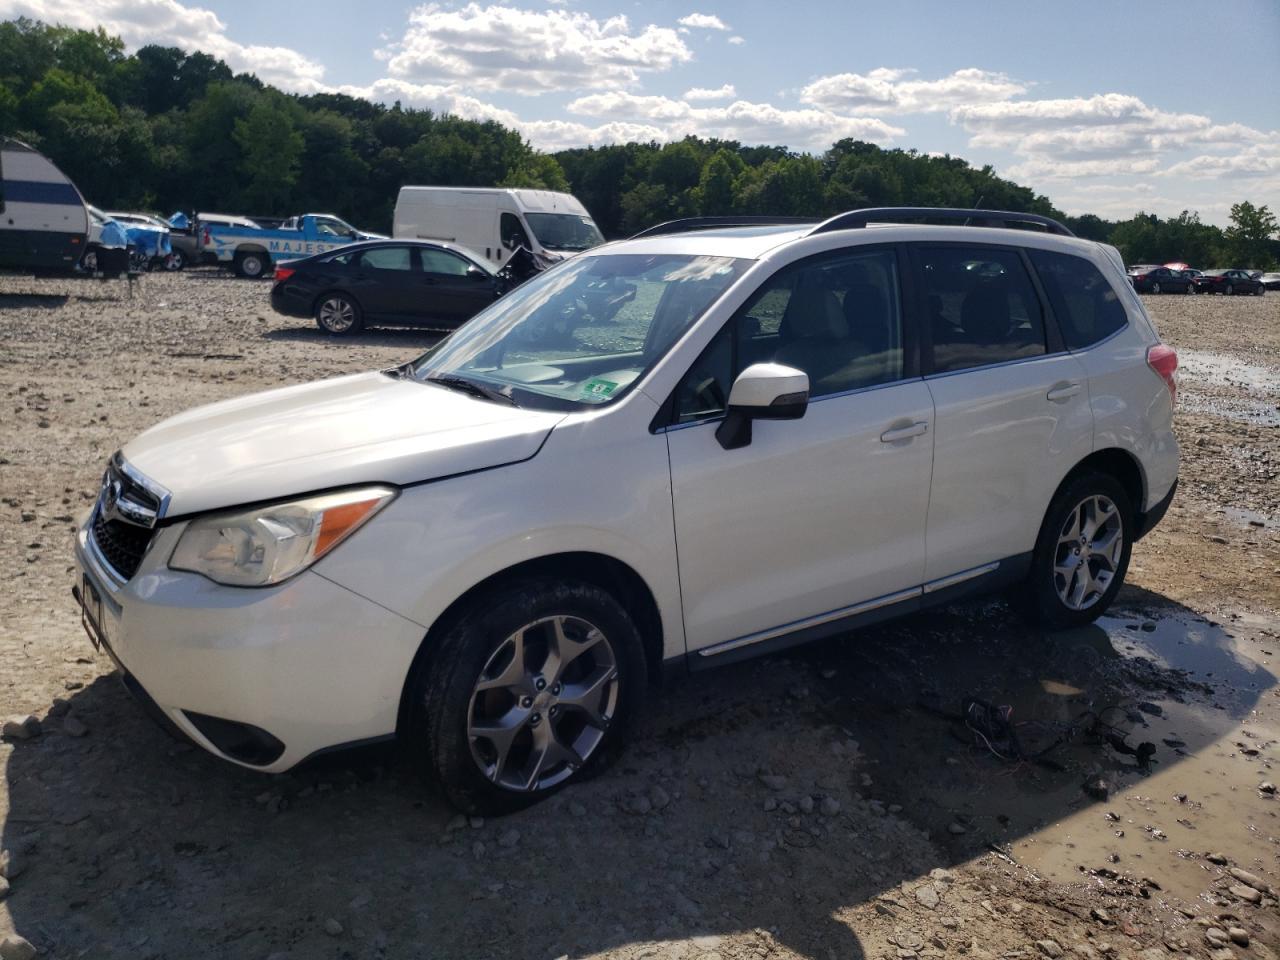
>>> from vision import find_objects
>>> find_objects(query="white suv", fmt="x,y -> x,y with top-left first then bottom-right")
73,208 -> 1179,813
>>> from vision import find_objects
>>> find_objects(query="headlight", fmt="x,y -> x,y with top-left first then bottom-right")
169,486 -> 396,586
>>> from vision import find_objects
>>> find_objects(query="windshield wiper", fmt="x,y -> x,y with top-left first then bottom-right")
425,374 -> 517,406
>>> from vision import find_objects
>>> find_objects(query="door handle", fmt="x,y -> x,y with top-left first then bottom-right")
1046,381 -> 1081,403
880,421 -> 929,443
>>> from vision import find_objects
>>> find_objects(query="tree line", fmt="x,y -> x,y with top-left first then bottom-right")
2,18 -> 1276,268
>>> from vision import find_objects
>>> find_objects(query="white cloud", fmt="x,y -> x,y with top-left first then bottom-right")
801,67 -> 1025,115
677,12 -> 728,30
0,0 -> 328,92
520,119 -> 670,151
727,35 -> 744,44
566,90 -> 904,150
684,84 -> 736,101
337,78 -> 521,126
1163,143 -> 1280,180
378,3 -> 692,94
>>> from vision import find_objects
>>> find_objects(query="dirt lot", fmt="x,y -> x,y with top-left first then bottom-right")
0,272 -> 1278,960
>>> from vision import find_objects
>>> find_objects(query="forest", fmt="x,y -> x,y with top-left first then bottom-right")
2,18 -> 1276,268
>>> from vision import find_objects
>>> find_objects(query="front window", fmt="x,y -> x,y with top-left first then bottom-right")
524,213 -> 605,253
410,254 -> 748,410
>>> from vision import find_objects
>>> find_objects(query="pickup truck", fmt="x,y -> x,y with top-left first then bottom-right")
203,213 -> 385,278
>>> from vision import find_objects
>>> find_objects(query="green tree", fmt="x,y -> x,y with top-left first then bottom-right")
232,97 -> 304,212
1222,201 -> 1278,268
695,148 -> 743,215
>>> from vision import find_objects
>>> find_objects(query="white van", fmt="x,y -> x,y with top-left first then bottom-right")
392,187 -> 604,268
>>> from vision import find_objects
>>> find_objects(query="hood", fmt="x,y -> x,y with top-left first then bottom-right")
356,231 -> 389,241
123,371 -> 564,517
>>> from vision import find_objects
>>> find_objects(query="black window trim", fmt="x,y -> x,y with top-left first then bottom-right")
907,240 -> 1064,378
652,241 -> 919,431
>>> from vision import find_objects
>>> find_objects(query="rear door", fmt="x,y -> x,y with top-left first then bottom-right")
914,243 -> 1093,584
419,247 -> 498,326
352,245 -> 419,321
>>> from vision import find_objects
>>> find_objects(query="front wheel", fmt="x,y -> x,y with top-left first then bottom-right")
416,579 -> 646,814
1184,282 -> 1193,294
314,293 -> 363,335
164,250 -> 185,271
1226,283 -> 1235,295
1022,472 -> 1134,629
1152,281 -> 1161,294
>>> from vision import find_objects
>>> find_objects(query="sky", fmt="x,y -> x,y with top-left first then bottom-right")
3,0 -> 1278,226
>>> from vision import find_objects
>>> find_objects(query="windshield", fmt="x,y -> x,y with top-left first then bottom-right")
411,253 -> 748,411
524,212 -> 605,252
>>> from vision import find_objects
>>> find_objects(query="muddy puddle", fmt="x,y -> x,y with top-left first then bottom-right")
799,599 -> 1277,903
1177,347 -> 1280,427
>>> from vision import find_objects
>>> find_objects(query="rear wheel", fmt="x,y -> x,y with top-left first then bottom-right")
415,579 -> 646,814
164,249 -> 185,271
1152,281 -> 1162,294
1022,472 -> 1133,629
1226,283 -> 1235,295
1184,282 -> 1193,294
314,293 -> 362,336
234,250 -> 268,279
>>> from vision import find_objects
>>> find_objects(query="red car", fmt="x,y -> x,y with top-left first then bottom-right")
1193,269 -> 1265,296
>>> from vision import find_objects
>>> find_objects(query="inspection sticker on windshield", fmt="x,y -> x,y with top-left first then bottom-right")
580,378 -> 618,401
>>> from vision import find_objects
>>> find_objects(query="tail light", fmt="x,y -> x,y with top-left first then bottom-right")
202,228 -> 211,245
1147,343 -> 1178,406
273,266 -> 295,284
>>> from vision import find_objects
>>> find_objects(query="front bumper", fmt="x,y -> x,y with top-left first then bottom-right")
73,514 -> 427,772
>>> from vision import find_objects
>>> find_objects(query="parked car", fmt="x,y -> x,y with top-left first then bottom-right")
1261,272 -> 1280,291
73,207 -> 1178,813
205,212 -> 385,278
106,211 -> 182,270
1193,269 -> 1265,295
1127,265 -> 1194,294
393,186 -> 603,273
270,239 -> 515,334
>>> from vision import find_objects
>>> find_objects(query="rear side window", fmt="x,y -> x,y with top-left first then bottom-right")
1028,249 -> 1127,350
360,247 -> 412,271
918,246 -> 1046,374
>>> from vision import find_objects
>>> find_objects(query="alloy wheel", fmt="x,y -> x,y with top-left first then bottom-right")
1053,494 -> 1124,611
318,298 -> 355,333
467,614 -> 619,792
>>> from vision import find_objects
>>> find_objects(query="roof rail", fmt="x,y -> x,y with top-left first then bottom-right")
809,207 -> 1075,238
629,216 -> 818,240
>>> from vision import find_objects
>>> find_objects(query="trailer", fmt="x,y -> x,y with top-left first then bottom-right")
0,137 -> 89,274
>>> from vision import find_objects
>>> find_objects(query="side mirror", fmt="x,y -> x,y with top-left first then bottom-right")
466,265 -> 490,282
715,363 -> 809,450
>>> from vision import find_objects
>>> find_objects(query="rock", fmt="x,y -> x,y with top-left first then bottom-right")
1090,907 -> 1111,924
758,774 -> 788,791
1083,776 -> 1109,800
0,876 -> 8,900
1205,929 -> 1230,948
798,795 -> 814,814
1228,884 -> 1262,905
2,716 -> 41,740
1209,951 -> 1234,960
625,794 -> 651,815
1207,852 -> 1229,865
1228,867 -> 1269,893
445,813 -> 467,832
0,935 -> 37,960
762,797 -> 778,812
1227,928 -> 1249,947
649,785 -> 671,810
62,715 -> 88,738
468,816 -> 484,829
820,796 -> 841,816
1260,782 -> 1276,794
47,699 -> 69,718
1036,940 -> 1064,959
0,849 -> 23,880
497,828 -> 520,848
323,917 -> 343,937
915,884 -> 940,909
947,822 -> 967,835
569,801 -> 586,817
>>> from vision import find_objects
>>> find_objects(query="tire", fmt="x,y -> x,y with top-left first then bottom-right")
234,250 -> 268,279
1021,471 -> 1134,629
415,578 -> 647,814
314,293 -> 363,336
1184,282 -> 1193,294
1226,283 -> 1234,296
164,250 -> 185,271
81,248 -> 98,272
1151,282 -> 1161,294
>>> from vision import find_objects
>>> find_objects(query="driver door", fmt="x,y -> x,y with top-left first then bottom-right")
664,246 -> 934,656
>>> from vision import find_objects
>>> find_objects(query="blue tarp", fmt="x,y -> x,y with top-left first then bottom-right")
98,218 -> 128,249
125,225 -> 172,258
168,211 -> 190,230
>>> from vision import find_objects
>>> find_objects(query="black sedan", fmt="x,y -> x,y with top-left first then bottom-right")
1193,269 -> 1266,296
1127,265 -> 1194,294
271,240 -> 519,335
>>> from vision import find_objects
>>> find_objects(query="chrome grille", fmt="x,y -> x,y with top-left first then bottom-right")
87,455 -> 169,581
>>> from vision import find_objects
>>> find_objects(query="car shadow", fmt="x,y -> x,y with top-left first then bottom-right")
2,587 -> 1270,958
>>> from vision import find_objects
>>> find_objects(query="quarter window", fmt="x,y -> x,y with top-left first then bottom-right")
673,247 -> 905,422
918,246 -> 1046,374
1028,249 -> 1128,350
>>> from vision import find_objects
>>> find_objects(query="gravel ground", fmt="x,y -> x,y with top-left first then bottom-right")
0,271 -> 1277,960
